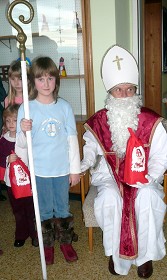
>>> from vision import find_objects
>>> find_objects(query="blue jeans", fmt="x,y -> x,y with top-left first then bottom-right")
35,175 -> 70,221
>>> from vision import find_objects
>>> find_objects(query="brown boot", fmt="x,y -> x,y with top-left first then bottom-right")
54,216 -> 78,262
54,216 -> 78,243
42,219 -> 55,265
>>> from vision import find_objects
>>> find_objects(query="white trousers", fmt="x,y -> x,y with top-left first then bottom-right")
94,183 -> 166,275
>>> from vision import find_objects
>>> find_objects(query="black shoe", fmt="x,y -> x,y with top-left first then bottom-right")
137,261 -> 153,278
0,194 -> 7,201
32,237 -> 39,247
0,182 -> 7,190
108,256 -> 119,275
14,240 -> 25,247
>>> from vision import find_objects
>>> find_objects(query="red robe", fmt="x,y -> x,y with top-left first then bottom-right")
85,107 -> 162,259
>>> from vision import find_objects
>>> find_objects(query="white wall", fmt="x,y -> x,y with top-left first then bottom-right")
90,0 -> 136,111
115,0 -> 131,51
90,0 -> 116,111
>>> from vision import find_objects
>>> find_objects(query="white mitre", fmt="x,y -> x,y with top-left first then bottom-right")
101,45 -> 139,92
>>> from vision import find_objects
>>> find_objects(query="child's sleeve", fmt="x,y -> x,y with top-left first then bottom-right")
68,135 -> 81,174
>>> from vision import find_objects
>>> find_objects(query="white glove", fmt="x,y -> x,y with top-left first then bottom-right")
80,159 -> 91,173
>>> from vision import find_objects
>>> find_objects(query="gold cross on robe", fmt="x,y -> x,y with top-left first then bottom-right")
113,56 -> 123,70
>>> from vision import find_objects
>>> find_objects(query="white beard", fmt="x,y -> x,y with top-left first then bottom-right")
105,94 -> 142,158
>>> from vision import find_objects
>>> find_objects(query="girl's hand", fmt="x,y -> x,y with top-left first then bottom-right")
20,118 -> 32,133
8,153 -> 18,163
69,174 -> 80,187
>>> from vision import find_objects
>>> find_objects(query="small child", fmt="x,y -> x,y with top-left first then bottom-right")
16,56 -> 81,264
0,105 -> 38,248
1,60 -> 29,201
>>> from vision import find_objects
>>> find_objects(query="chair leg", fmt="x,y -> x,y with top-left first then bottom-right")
88,227 -> 93,253
80,176 -> 85,206
164,173 -> 167,222
164,173 -> 167,204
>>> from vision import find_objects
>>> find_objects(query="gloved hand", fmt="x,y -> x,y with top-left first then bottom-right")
80,159 -> 91,173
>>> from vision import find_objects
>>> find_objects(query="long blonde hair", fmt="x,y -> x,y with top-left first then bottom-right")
29,57 -> 60,101
7,60 -> 29,106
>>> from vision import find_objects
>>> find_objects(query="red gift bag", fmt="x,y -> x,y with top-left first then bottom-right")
123,128 -> 148,185
9,153 -> 32,199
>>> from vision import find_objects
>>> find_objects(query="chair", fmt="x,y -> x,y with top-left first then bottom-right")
164,173 -> 167,204
81,172 -> 167,253
80,174 -> 99,253
163,172 -> 167,221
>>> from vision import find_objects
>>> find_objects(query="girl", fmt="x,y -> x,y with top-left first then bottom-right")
4,60 -> 29,108
16,57 -> 81,265
1,60 -> 28,198
0,105 -> 38,248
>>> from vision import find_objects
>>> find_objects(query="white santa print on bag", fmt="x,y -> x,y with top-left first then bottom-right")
14,165 -> 30,186
131,146 -> 145,172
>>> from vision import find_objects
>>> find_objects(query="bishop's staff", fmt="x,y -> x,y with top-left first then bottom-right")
7,1 -> 47,279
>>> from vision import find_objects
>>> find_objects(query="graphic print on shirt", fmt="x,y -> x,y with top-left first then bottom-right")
14,165 -> 30,186
131,146 -> 145,172
41,118 -> 61,137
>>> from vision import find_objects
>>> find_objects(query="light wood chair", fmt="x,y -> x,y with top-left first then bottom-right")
80,175 -> 98,253
81,172 -> 167,252
163,172 -> 167,221
164,173 -> 167,204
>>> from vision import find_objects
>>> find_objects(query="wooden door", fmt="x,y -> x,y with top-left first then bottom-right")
144,0 -> 162,114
